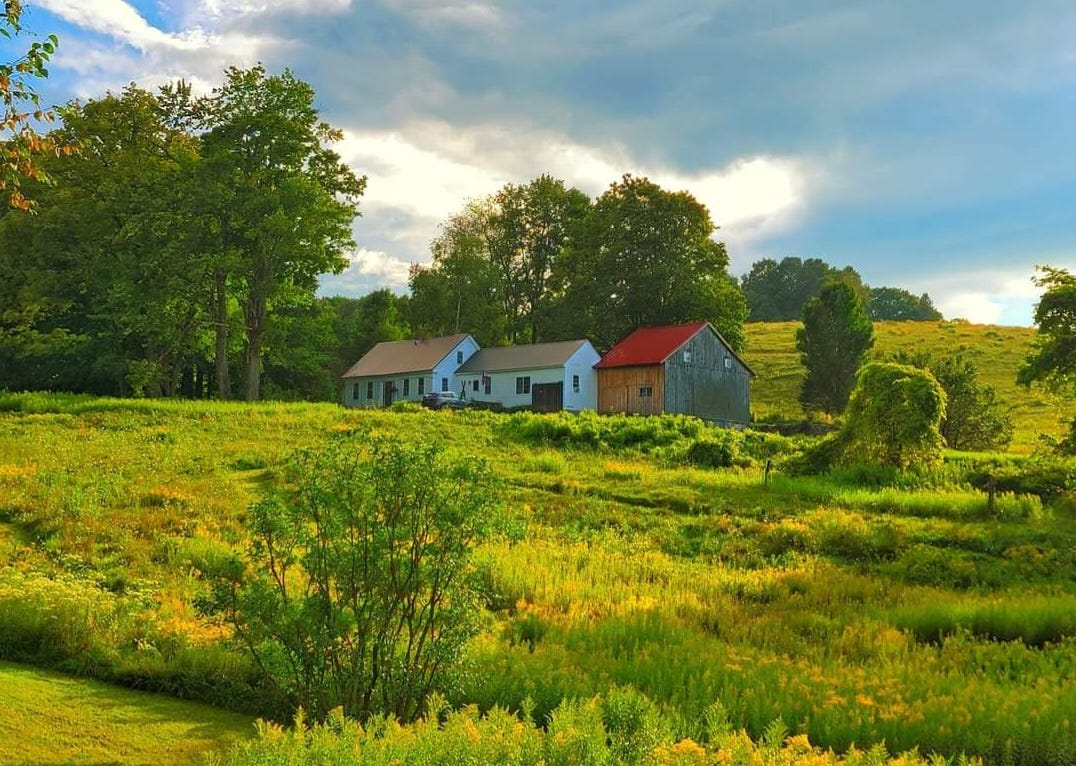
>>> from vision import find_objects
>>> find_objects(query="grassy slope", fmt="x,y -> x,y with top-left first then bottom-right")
0,661 -> 252,766
1,396 -> 1075,763
745,320 -> 1070,450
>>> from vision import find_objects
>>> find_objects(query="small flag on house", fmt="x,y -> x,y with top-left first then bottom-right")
481,373 -> 491,386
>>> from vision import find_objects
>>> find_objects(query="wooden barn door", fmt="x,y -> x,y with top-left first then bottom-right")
532,382 -> 564,412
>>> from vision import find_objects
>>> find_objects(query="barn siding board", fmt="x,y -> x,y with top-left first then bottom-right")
663,330 -> 751,422
597,366 -> 664,416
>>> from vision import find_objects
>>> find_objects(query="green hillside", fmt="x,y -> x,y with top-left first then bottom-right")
745,320 -> 1070,451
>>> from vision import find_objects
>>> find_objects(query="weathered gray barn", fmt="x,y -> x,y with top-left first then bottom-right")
595,322 -> 754,423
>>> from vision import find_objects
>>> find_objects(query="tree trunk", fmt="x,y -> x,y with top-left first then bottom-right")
213,269 -> 231,400
244,259 -> 270,402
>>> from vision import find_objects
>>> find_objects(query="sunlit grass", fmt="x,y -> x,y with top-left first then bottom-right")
745,320 -> 1072,452
0,661 -> 253,766
1,395 -> 1075,764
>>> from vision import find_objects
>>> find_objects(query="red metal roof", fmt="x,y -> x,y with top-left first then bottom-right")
595,322 -> 710,369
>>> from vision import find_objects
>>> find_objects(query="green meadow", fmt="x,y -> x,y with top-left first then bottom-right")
1,386 -> 1074,765
746,320 -> 1070,451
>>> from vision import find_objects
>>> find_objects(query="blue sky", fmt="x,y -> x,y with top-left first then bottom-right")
19,0 -> 1076,325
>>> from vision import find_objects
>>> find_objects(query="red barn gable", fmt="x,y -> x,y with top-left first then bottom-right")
595,322 -> 710,369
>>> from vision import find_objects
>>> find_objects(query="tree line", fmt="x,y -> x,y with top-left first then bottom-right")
741,256 -> 942,322
0,70 -> 364,400
2,63 -> 953,402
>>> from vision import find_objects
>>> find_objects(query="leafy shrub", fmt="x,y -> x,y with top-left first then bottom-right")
210,437 -> 496,723
209,692 -> 976,766
685,435 -> 737,468
501,410 -> 705,452
839,363 -> 946,469
389,400 -> 424,413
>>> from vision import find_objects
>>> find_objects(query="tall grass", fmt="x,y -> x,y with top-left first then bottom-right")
210,693 -> 984,766
2,397 -> 1076,764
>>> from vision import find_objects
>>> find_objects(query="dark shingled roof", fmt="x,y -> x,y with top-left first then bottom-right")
341,334 -> 472,378
456,340 -> 590,374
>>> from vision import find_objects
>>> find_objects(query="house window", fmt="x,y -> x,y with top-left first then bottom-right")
352,382 -> 359,400
441,377 -> 449,391
516,376 -> 531,395
456,350 -> 464,364
403,378 -> 410,396
366,381 -> 374,399
572,374 -> 580,393
418,377 -> 425,395
683,350 -> 693,363
484,377 -> 491,395
472,379 -> 479,392
639,386 -> 653,398
724,356 -> 732,370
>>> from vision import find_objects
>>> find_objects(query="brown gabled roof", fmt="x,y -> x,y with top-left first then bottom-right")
341,334 -> 472,379
456,339 -> 592,374
595,322 -> 755,377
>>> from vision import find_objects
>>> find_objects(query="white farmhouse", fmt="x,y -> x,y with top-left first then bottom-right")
455,339 -> 600,412
341,333 -> 480,407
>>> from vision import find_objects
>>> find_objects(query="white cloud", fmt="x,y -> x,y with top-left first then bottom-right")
907,267 -> 1049,325
195,0 -> 351,17
38,0 -> 210,51
340,120 -> 813,281
346,248 -> 413,286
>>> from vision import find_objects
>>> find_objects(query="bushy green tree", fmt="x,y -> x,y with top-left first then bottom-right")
1019,267 -> 1076,391
740,257 -> 864,322
199,65 -> 366,400
796,280 -> 874,414
1019,266 -> 1076,454
215,439 -> 495,723
563,174 -> 747,350
410,176 -> 590,346
893,351 -> 1013,450
839,362 -> 947,469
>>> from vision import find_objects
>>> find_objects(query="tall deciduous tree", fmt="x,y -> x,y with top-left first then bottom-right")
562,174 -> 747,350
409,175 -> 589,345
741,257 -> 864,322
797,279 -> 874,414
199,65 -> 366,400
1018,267 -> 1076,391
1018,266 -> 1076,451
491,175 -> 590,342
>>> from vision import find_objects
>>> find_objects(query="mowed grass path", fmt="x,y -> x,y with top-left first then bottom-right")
0,662 -> 253,766
745,320 -> 1070,450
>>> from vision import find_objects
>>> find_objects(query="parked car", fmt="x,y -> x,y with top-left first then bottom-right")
421,391 -> 468,410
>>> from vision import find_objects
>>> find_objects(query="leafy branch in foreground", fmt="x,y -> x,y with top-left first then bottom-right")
211,438 -> 495,723
1,1 -> 68,210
